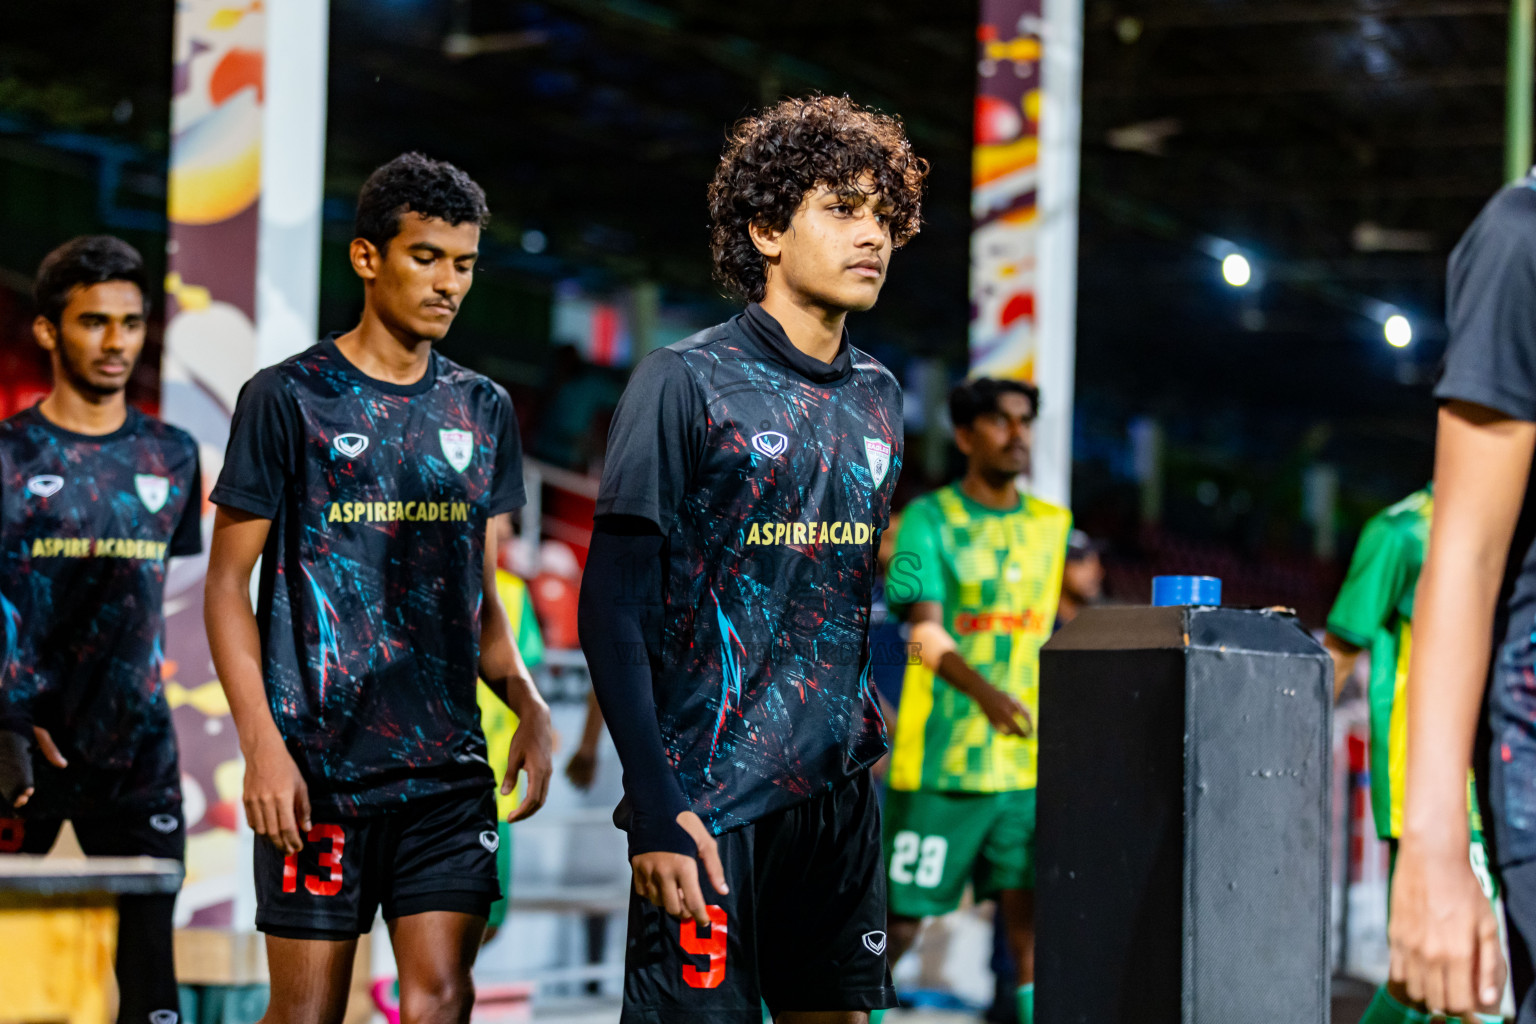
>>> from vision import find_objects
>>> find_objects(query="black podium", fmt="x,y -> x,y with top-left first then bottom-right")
1035,605 -> 1331,1023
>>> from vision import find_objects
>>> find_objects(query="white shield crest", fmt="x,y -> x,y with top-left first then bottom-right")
863,437 -> 892,488
862,930 -> 887,955
440,429 -> 474,473
25,475 -> 63,498
149,813 -> 179,834
479,829 -> 500,853
135,474 -> 170,514
751,430 -> 789,459
333,433 -> 370,459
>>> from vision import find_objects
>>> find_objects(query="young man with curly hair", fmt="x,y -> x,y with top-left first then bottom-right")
206,153 -> 552,1023
578,95 -> 925,1023
0,236 -> 202,1024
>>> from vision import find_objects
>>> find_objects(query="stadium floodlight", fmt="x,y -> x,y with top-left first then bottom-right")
1221,253 -> 1251,288
1384,313 -> 1412,348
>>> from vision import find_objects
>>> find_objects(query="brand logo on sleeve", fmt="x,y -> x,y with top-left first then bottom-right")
25,475 -> 63,498
149,1011 -> 179,1024
863,437 -> 891,488
148,813 -> 179,834
135,474 -> 170,513
751,431 -> 789,458
478,830 -> 500,853
861,930 -> 887,955
333,433 -> 370,459
440,429 -> 474,472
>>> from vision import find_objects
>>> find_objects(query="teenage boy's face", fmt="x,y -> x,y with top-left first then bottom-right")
32,280 -> 146,397
955,391 -> 1035,481
352,212 -> 479,341
755,179 -> 895,313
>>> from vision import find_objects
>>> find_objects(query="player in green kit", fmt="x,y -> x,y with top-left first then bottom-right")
1323,486 -> 1499,1024
881,378 -> 1070,1024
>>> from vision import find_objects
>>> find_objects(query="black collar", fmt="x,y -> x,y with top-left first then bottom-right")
739,304 -> 853,386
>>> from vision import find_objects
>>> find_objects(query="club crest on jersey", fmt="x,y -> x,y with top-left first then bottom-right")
862,930 -> 887,955
440,429 -> 474,473
333,433 -> 370,459
478,830 -> 500,853
135,474 -> 170,513
864,437 -> 892,487
148,813 -> 179,834
25,475 -> 63,498
751,430 -> 789,459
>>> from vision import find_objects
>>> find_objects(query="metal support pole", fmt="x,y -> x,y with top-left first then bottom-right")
1508,0 -> 1534,182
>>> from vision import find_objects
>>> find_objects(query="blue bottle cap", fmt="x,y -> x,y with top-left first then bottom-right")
1151,575 -> 1222,607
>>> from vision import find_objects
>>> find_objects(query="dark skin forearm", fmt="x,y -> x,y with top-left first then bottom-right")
907,600 -> 1030,737
1322,632 -> 1361,704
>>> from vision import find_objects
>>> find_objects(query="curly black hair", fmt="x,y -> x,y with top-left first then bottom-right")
355,152 -> 490,250
949,377 -> 1040,428
33,235 -> 147,324
707,95 -> 928,303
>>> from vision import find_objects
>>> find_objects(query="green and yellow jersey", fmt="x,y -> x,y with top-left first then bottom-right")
1326,487 -> 1431,840
885,484 -> 1071,793
478,569 -> 546,820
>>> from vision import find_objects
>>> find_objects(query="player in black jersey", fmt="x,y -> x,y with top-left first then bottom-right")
0,236 -> 203,1024
578,96 -> 926,1023
205,154 -> 552,1024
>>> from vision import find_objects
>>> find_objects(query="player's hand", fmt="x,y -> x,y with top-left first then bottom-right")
564,746 -> 599,791
243,733 -> 311,854
0,728 -> 35,808
32,727 -> 67,769
503,699 -> 553,823
631,811 -> 729,927
975,683 -> 1033,737
1388,835 -> 1505,1020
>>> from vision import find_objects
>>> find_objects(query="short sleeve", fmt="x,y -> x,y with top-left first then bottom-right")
487,384 -> 527,516
1326,515 -> 1410,648
210,369 -> 300,519
595,349 -> 706,532
1435,187 -> 1536,421
885,499 -> 947,615
169,449 -> 204,557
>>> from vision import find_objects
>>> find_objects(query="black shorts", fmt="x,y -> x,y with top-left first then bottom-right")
255,787 -> 501,941
621,772 -> 897,1023
0,804 -> 185,862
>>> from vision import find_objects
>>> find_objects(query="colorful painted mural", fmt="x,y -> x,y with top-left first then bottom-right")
970,0 -> 1044,381
163,0 -> 267,928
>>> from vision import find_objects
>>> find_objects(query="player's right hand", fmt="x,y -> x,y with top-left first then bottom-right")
0,728 -> 34,808
243,734 -> 311,855
631,810 -> 729,928
976,683 -> 1033,738
1388,836 -> 1504,1021
564,747 -> 599,791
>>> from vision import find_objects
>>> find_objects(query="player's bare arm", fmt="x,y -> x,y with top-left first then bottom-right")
1322,632 -> 1362,703
907,600 -> 1030,737
1391,400 -> 1526,1017
205,505 -> 311,855
477,512 -> 552,822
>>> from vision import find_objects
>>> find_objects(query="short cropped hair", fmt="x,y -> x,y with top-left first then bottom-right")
355,152 -> 490,250
33,236 -> 147,324
707,95 -> 928,303
949,377 -> 1040,428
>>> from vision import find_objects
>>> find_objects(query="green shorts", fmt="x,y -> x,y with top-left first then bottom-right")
883,788 -> 1036,918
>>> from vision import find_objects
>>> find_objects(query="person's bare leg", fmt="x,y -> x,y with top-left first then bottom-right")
778,1012 -> 868,1024
259,935 -> 357,1024
1000,887 -> 1035,984
885,912 -> 923,970
389,911 -> 485,1024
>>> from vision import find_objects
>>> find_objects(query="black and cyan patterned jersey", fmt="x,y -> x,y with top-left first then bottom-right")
0,406 -> 202,814
211,337 -> 525,816
599,305 -> 903,834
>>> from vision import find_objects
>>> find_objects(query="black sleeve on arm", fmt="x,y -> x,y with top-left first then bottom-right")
169,451 -> 204,557
1436,187 -> 1536,419
209,369 -> 298,518
595,349 -> 705,533
487,382 -> 527,516
578,517 -> 695,858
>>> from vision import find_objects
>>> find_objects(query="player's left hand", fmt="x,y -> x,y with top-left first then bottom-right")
503,698 -> 553,822
565,746 -> 599,791
32,727 -> 67,770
